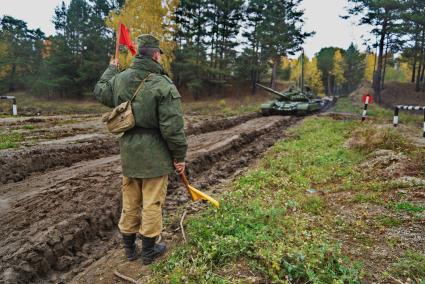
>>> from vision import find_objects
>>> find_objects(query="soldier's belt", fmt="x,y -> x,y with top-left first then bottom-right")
126,127 -> 160,135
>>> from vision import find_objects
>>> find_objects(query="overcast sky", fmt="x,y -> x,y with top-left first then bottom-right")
1,0 -> 373,58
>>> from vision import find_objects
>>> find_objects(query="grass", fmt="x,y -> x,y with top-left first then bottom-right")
388,250 -> 425,282
0,91 -> 109,115
0,132 -> 23,149
352,192 -> 383,204
21,124 -> 37,130
375,216 -> 403,228
0,91 -> 266,117
394,201 -> 425,213
347,123 -> 414,153
182,95 -> 268,117
333,97 -> 423,125
150,117 -> 364,283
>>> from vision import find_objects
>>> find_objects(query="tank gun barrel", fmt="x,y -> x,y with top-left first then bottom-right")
256,83 -> 287,98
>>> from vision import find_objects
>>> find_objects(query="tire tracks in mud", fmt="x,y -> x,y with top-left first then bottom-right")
0,113 -> 258,185
0,114 -> 298,284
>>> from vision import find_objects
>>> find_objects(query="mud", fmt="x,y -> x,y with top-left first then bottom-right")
0,115 -> 296,284
0,113 -> 258,185
0,135 -> 118,184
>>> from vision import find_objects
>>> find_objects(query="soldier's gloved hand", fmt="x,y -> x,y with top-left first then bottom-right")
174,160 -> 186,174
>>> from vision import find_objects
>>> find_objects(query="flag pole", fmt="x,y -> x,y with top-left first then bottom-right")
115,23 -> 120,60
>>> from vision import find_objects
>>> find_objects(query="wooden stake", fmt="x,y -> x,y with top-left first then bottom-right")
113,270 -> 138,284
180,209 -> 188,243
115,23 -> 120,60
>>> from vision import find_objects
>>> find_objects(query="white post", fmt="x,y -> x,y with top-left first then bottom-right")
393,107 -> 399,127
12,98 -> 17,116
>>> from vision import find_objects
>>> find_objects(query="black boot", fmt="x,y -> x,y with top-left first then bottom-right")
122,234 -> 138,261
141,235 -> 167,265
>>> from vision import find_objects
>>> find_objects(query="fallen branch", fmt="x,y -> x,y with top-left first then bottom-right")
113,270 -> 138,284
389,275 -> 405,284
180,209 -> 188,243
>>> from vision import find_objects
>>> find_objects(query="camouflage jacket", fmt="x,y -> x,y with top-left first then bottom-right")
93,57 -> 187,178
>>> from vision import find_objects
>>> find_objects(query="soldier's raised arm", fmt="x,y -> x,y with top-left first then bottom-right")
93,58 -> 119,108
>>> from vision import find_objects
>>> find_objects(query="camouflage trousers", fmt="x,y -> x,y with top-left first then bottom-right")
118,175 -> 168,237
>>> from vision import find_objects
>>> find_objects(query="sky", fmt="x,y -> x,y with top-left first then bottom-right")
0,0 -> 373,58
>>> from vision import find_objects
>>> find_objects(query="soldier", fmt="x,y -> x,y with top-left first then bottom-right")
93,34 -> 187,265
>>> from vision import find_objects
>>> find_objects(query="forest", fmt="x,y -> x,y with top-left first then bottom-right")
0,0 -> 424,100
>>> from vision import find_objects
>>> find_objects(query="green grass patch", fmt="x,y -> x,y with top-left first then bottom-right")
394,201 -> 425,213
347,123 -> 413,153
21,124 -> 37,130
183,96 -> 267,117
332,97 -> 360,114
375,216 -> 403,227
299,195 -> 326,214
0,133 -> 23,149
151,117 -> 364,283
0,91 -> 109,115
352,192 -> 383,204
388,250 -> 425,282
333,97 -> 422,125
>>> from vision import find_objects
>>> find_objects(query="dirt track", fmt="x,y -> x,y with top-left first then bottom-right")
0,113 -> 257,184
0,113 -> 297,283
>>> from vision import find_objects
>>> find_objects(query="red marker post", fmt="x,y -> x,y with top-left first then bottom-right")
361,94 -> 372,121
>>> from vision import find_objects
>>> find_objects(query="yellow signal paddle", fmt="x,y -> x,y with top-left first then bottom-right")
179,173 -> 220,208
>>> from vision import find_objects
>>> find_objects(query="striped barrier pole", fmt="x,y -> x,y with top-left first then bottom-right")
393,106 -> 399,127
12,97 -> 17,116
0,96 -> 17,116
361,94 -> 370,121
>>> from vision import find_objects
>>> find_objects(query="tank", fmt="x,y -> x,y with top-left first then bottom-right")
257,83 -> 325,116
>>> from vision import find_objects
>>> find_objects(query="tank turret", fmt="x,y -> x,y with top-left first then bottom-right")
257,83 -> 325,116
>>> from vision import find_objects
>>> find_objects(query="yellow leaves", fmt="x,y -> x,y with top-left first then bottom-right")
364,53 -> 375,82
331,50 -> 346,86
306,57 -> 324,95
0,41 -> 11,79
107,0 -> 179,73
289,55 -> 324,95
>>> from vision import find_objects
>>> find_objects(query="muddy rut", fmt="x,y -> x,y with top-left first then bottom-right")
0,113 -> 257,184
0,114 -> 297,283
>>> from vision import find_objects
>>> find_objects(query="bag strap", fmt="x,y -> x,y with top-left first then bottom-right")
129,73 -> 155,103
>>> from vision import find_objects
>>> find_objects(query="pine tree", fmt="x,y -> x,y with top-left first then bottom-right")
79,0 -> 114,88
0,16 -> 45,93
173,0 -> 209,98
36,0 -> 114,97
316,47 -> 339,95
343,43 -> 365,93
242,0 -> 267,94
344,0 -> 403,100
400,0 -> 425,91
257,0 -> 313,89
205,0 -> 243,85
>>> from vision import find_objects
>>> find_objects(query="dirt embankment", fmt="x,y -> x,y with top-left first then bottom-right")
0,114 -> 296,284
381,82 -> 425,108
348,81 -> 425,108
0,136 -> 118,184
0,113 -> 257,185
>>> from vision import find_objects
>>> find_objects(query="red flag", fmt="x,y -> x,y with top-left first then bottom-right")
119,23 -> 136,56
